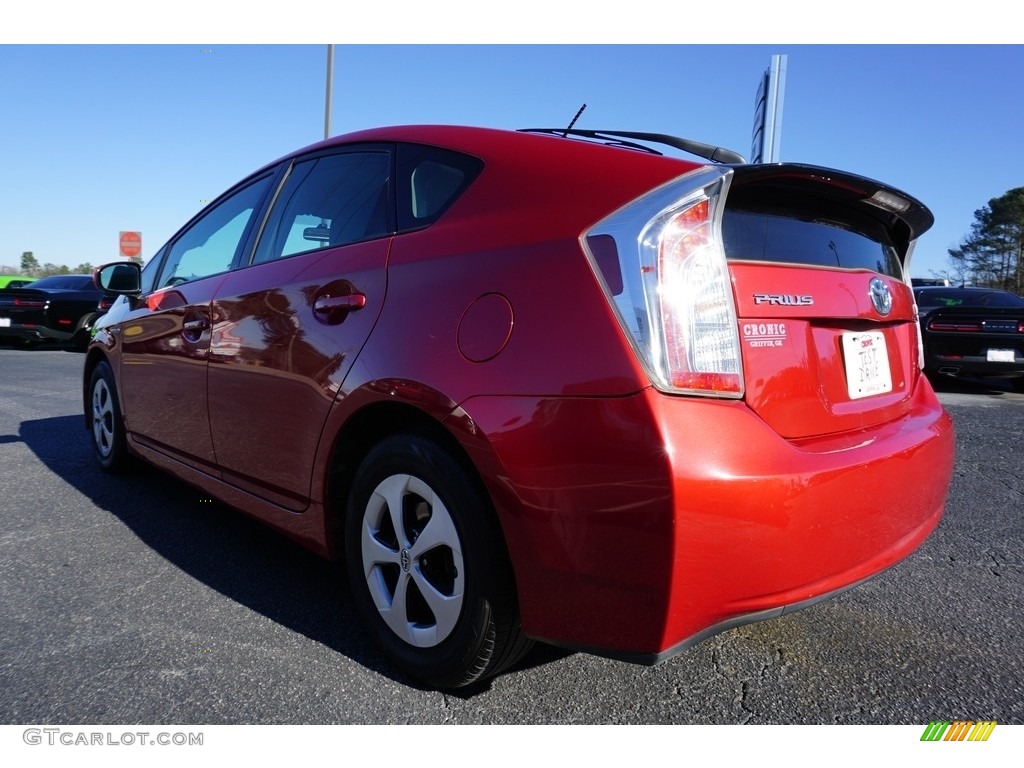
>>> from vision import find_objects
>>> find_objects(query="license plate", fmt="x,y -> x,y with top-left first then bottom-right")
0,318 -> 10,328
987,348 -> 1015,362
842,331 -> 892,399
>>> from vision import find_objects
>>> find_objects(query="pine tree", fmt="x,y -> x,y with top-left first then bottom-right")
948,188 -> 1024,293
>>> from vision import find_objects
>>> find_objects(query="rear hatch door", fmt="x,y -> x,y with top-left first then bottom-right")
723,164 -> 934,439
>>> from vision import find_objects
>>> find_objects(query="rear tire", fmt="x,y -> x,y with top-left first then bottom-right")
88,361 -> 131,473
72,313 -> 98,351
345,434 -> 531,688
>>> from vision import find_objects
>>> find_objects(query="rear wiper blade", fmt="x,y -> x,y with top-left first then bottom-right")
519,128 -> 746,164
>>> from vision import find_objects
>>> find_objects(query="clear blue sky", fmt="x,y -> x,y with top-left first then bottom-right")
2,43 -> 1022,281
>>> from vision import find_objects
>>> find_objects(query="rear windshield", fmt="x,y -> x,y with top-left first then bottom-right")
26,275 -> 93,290
915,289 -> 1024,309
723,209 -> 903,279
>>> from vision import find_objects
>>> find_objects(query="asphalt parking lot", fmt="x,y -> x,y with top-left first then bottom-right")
0,343 -> 1022,725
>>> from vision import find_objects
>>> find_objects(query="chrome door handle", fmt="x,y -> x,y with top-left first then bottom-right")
313,294 -> 367,324
314,295 -> 367,314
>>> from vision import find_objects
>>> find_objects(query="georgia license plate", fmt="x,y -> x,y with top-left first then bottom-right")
842,331 -> 893,399
987,348 -> 1015,362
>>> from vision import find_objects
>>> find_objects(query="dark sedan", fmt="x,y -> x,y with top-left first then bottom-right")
914,286 -> 1024,391
0,274 -> 107,350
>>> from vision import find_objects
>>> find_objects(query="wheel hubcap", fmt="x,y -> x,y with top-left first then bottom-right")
360,473 -> 464,648
91,379 -> 115,459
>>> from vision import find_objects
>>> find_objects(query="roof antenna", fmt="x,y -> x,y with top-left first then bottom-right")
563,103 -> 587,137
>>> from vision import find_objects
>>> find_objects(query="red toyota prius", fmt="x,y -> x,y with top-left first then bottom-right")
84,125 -> 954,688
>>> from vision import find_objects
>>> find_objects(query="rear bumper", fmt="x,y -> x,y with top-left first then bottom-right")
925,355 -> 1024,379
923,333 -> 1024,379
457,376 -> 954,660
0,323 -> 74,342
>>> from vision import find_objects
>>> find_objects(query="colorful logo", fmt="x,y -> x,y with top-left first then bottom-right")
921,721 -> 997,741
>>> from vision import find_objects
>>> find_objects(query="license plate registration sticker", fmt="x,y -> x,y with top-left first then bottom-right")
842,331 -> 892,399
0,318 -> 10,328
987,348 -> 1015,362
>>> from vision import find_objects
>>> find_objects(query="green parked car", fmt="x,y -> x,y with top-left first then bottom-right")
0,275 -> 37,289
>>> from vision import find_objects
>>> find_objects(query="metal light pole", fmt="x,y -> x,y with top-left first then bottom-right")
763,54 -> 787,163
750,54 -> 787,164
324,44 -> 334,140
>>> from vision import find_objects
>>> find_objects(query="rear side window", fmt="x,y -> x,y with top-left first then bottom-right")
723,209 -> 903,279
396,144 -> 483,231
252,150 -> 392,265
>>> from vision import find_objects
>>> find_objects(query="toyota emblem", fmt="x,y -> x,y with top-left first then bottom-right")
869,277 -> 892,316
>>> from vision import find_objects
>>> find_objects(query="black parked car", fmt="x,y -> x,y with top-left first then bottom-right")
0,274 -> 108,350
914,286 -> 1024,391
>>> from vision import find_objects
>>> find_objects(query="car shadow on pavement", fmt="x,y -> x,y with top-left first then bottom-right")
926,374 -> 1018,395
0,339 -> 83,353
19,414 -> 566,694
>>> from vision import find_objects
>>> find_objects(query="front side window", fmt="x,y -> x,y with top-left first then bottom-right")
251,150 -> 391,265
158,176 -> 273,288
139,246 -> 164,295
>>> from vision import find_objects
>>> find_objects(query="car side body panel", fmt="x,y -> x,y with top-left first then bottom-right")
117,275 -> 227,474
207,237 -> 393,511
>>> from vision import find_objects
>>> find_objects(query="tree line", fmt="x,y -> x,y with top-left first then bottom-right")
2,251 -> 142,278
0,252 -> 93,277
939,187 -> 1024,294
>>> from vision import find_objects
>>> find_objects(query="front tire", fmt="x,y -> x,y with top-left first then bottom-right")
345,434 -> 530,688
88,361 -> 130,472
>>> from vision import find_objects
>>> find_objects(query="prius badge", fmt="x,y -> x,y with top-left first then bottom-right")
869,277 -> 892,316
752,293 -> 814,307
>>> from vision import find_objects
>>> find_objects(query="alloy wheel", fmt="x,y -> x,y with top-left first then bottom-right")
359,472 -> 465,648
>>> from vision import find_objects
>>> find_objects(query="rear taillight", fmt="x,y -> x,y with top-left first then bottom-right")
908,298 -> 923,378
927,319 -> 983,332
583,167 -> 743,398
13,298 -> 45,308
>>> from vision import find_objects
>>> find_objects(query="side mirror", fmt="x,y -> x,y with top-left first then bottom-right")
94,262 -> 142,295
